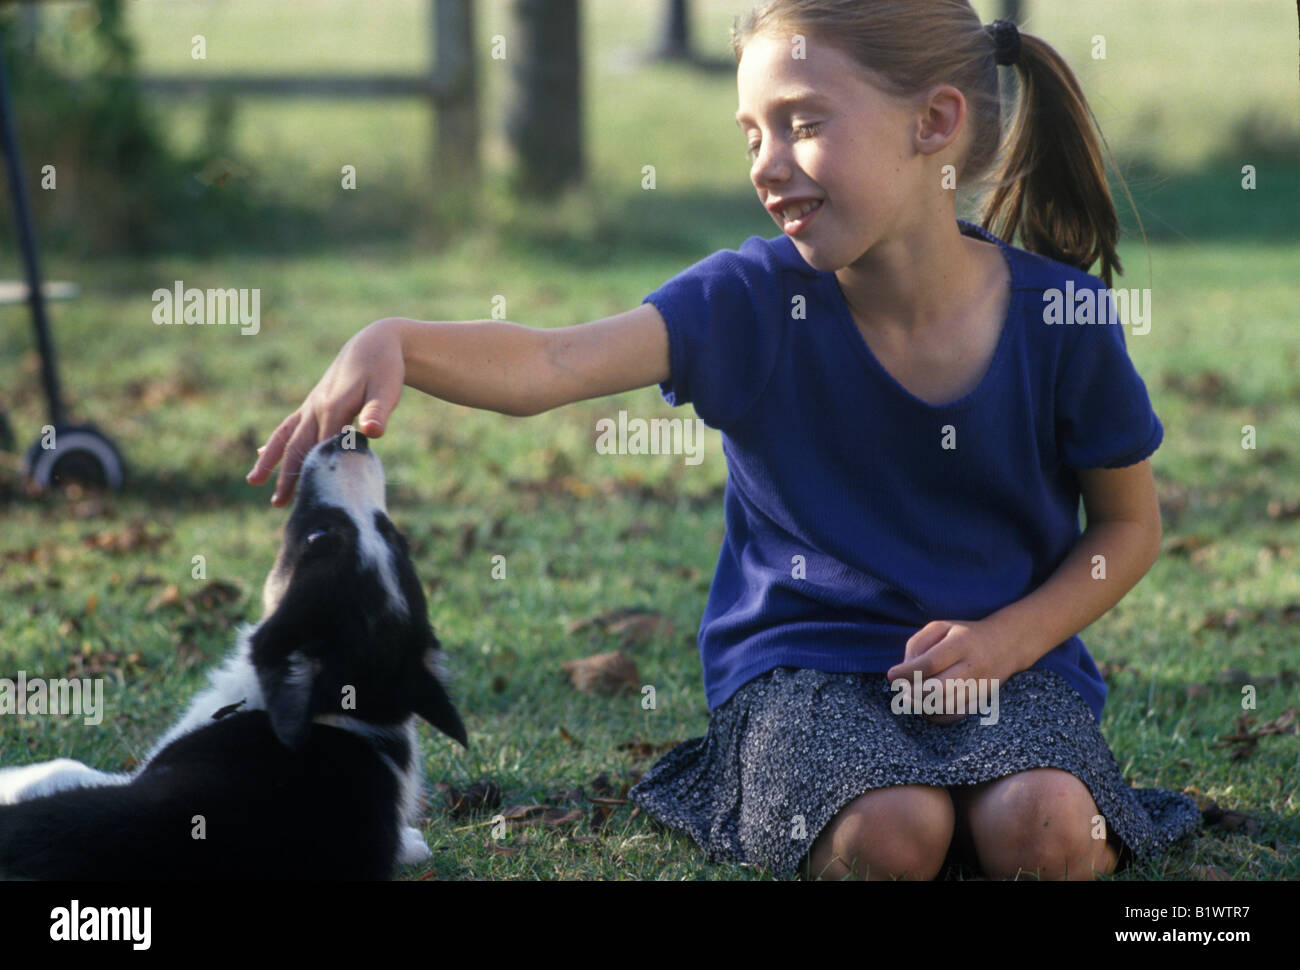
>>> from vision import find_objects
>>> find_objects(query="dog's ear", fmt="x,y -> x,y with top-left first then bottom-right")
260,649 -> 322,751
251,615 -> 323,751
409,665 -> 468,748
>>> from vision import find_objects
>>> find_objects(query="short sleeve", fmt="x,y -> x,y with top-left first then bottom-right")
1055,287 -> 1163,469
642,237 -> 786,431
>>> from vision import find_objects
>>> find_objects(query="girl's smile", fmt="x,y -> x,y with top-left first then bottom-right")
772,197 -> 823,235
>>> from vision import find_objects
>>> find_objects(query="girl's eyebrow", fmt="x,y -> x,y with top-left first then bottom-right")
735,91 -> 829,126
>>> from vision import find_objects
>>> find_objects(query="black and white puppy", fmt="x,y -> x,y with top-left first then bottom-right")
0,431 -> 467,879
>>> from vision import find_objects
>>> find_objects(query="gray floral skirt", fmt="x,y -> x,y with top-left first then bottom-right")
628,667 -> 1202,879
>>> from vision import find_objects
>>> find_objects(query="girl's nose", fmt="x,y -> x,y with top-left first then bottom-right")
750,142 -> 791,189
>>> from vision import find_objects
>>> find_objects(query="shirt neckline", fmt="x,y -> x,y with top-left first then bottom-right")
824,219 -> 1022,413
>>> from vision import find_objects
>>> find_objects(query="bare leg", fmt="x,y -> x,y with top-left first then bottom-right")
804,785 -> 954,880
951,768 -> 1120,880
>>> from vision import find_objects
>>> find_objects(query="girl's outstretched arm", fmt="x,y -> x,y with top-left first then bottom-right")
246,305 -> 670,506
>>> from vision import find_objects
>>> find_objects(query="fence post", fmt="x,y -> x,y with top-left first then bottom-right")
505,0 -> 583,196
433,0 -> 479,186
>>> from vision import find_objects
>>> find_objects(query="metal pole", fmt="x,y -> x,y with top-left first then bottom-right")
0,23 -> 66,427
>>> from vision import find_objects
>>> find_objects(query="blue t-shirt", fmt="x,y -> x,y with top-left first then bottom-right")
643,219 -> 1162,723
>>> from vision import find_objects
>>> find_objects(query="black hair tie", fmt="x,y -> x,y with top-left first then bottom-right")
986,19 -> 1021,66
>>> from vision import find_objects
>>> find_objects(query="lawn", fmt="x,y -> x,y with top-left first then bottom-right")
0,0 -> 1296,879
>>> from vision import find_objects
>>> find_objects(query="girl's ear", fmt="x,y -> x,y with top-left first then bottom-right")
914,84 -> 967,156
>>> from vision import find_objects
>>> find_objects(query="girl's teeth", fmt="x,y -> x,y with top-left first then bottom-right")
783,200 -> 821,223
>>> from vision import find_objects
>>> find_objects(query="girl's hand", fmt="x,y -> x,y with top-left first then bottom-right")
246,318 -> 406,506
886,619 -> 1012,726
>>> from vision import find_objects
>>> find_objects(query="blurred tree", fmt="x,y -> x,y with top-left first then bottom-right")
652,0 -> 691,62
505,0 -> 583,197
0,0 -> 240,253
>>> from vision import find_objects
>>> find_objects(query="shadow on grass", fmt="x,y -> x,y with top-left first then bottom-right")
6,158 -> 1292,269
1113,157 -> 1300,244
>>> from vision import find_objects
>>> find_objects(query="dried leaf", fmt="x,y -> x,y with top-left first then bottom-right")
543,808 -> 584,826
437,779 -> 501,820
1165,534 -> 1213,556
82,520 -> 171,555
1198,610 -> 1245,633
1215,667 -> 1253,685
606,611 -> 674,649
561,651 -> 640,695
618,738 -> 682,759
1266,498 -> 1300,520
146,584 -> 182,613
499,804 -> 548,823
618,520 -> 652,540
590,804 -> 616,831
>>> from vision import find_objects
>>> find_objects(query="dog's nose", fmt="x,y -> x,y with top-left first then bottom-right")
322,429 -> 370,454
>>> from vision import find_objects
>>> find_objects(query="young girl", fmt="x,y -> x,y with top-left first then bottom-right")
247,0 -> 1203,880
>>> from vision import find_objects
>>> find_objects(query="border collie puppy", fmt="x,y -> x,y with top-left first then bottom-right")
0,430 -> 467,879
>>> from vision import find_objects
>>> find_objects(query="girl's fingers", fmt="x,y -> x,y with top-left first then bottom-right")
888,635 -> 961,683
358,376 -> 402,438
272,417 -> 319,506
247,413 -> 302,485
903,619 -> 951,662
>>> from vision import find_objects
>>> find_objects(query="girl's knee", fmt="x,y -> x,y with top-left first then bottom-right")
807,785 -> 954,880
966,768 -> 1115,880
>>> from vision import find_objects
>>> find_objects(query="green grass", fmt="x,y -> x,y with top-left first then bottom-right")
0,0 -> 1297,880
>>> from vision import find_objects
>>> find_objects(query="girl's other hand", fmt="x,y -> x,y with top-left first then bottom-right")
886,619 -> 1010,726
246,318 -> 407,506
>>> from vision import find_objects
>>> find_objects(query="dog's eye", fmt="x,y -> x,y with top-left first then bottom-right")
304,529 -> 330,546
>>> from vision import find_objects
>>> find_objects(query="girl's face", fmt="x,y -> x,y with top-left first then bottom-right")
735,29 -> 933,272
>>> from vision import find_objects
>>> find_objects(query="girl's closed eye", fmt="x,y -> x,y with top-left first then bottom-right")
746,122 -> 823,160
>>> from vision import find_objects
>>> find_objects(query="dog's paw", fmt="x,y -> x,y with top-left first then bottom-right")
397,825 -> 432,866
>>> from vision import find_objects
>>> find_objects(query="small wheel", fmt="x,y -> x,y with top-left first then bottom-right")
25,424 -> 125,493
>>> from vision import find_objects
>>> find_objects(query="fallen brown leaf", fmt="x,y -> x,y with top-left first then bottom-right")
618,738 -> 683,759
1267,498 -> 1300,520
82,520 -> 171,555
1165,534 -> 1213,556
561,651 -> 640,695
543,807 -> 585,826
436,779 -> 501,820
1211,707 -> 1298,760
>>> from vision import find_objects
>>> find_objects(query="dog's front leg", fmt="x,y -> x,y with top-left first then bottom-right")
397,825 -> 432,866
0,759 -> 131,805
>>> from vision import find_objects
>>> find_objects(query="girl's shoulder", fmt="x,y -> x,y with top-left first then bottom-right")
957,218 -> 1109,298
